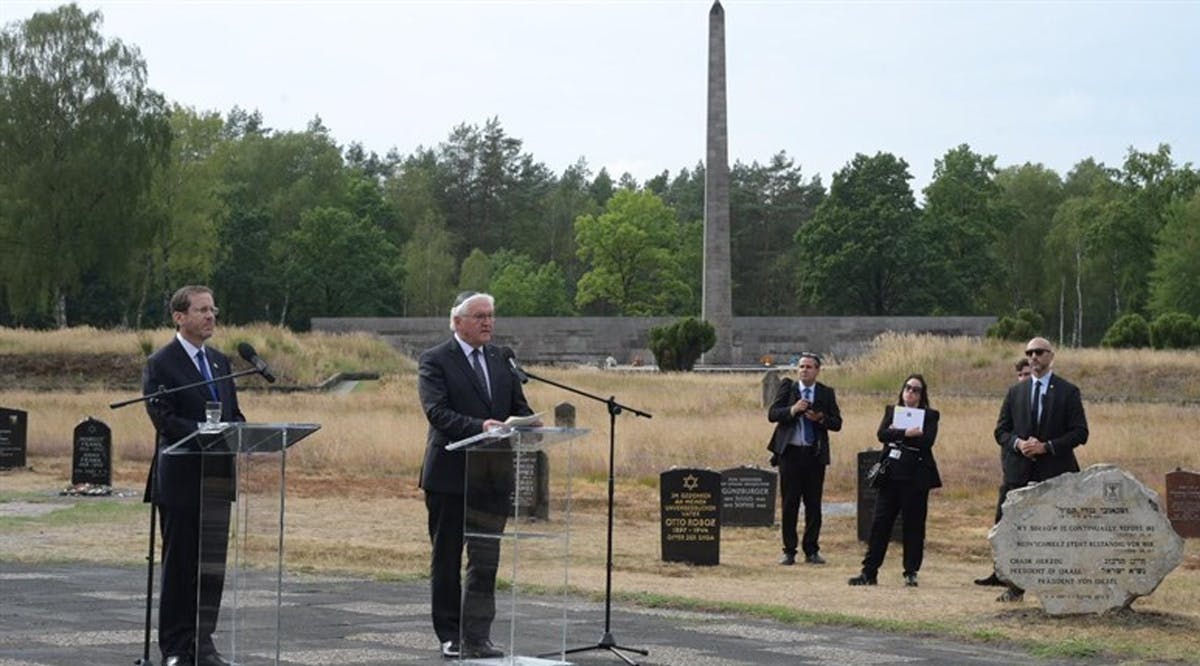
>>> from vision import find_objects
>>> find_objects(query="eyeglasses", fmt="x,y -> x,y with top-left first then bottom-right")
1025,348 -> 1050,357
467,313 -> 495,322
903,384 -> 923,393
190,306 -> 219,316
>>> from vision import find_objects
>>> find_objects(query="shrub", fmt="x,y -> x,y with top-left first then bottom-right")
986,308 -> 1043,341
1150,312 -> 1200,349
648,317 -> 716,371
1100,313 -> 1151,349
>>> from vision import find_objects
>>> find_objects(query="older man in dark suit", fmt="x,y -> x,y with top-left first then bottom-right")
992,336 -> 1089,601
767,353 -> 843,565
418,291 -> 535,659
143,285 -> 244,666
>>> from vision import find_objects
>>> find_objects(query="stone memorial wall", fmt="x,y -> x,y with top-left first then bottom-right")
991,464 -> 1185,615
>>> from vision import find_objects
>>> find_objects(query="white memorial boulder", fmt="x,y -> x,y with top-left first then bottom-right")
990,464 -> 1185,615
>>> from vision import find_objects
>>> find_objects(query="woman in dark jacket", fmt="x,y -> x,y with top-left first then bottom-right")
849,373 -> 942,587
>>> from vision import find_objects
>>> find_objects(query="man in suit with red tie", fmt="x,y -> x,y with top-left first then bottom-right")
992,336 -> 1089,601
418,292 -> 535,659
143,285 -> 244,666
767,352 -> 842,565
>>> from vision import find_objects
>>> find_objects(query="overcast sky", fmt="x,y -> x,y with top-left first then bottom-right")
4,1 -> 1198,193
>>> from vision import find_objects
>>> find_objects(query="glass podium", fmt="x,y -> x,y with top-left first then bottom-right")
162,422 -> 319,665
448,426 -> 589,665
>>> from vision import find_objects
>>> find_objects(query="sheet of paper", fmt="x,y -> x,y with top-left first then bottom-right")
891,407 -> 924,431
503,411 -> 545,428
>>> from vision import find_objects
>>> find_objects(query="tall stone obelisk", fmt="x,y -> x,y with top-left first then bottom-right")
703,0 -> 733,364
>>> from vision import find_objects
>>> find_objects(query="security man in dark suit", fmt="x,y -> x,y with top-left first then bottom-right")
418,292 -> 534,659
767,352 -> 842,565
992,336 -> 1089,601
143,285 -> 244,666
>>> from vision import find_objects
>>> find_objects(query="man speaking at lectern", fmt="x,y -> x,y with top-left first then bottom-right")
143,285 -> 244,666
418,291 -> 535,660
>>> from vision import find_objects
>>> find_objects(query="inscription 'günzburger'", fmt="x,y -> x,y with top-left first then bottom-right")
991,465 -> 1184,615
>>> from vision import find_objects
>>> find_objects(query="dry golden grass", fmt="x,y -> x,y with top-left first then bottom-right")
3,332 -> 1200,660
0,324 -> 413,386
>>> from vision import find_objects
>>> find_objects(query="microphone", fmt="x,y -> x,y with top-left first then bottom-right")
502,347 -> 528,384
237,342 -> 277,383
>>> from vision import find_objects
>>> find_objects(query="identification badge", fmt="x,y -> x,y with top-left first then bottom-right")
888,448 -> 902,460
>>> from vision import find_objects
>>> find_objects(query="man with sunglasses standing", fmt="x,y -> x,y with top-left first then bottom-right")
767,352 -> 843,566
991,337 -> 1089,601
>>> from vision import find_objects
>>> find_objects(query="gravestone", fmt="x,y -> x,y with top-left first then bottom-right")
660,467 -> 721,565
855,450 -> 903,543
71,417 -> 112,488
990,464 -> 1185,615
1165,468 -> 1200,538
0,407 -> 28,469
719,466 -> 775,527
506,404 -> 573,521
761,370 -> 782,407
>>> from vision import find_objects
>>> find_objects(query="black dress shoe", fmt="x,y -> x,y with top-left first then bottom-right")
440,640 -> 460,659
804,553 -> 826,565
847,573 -> 877,586
462,639 -> 503,659
974,572 -> 1005,586
164,657 -> 192,666
904,572 -> 918,587
778,553 -> 796,565
996,588 -> 1024,602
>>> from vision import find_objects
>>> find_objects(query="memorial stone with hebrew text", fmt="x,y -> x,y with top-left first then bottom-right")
990,464 -> 1185,615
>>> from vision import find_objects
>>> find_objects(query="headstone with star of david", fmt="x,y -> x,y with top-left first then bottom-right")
660,467 -> 722,565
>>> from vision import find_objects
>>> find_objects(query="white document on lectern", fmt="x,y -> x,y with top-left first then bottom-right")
891,407 -> 925,431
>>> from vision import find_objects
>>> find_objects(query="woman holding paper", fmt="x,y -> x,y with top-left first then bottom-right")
849,373 -> 942,587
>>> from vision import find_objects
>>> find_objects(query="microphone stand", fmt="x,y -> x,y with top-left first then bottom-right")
110,367 -> 264,666
522,368 -> 652,666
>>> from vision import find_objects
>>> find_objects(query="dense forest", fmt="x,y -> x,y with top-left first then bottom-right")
2,5 -> 1198,346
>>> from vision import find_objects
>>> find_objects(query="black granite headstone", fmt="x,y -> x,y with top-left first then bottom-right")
510,449 -> 548,520
1166,468 -> 1200,539
660,468 -> 721,565
720,466 -> 776,527
0,407 -> 28,469
856,449 -> 902,543
71,417 -> 112,486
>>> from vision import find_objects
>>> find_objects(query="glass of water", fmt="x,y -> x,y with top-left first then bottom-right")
202,401 -> 222,431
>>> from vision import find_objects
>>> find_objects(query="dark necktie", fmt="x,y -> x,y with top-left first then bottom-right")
197,349 -> 218,401
801,387 -> 814,444
471,349 -> 490,398
1030,379 -> 1041,436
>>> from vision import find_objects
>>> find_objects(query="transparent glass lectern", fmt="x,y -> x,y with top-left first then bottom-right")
163,421 -> 319,665
448,426 -> 589,665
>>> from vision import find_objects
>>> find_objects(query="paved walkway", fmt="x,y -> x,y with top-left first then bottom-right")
0,560 -> 1130,666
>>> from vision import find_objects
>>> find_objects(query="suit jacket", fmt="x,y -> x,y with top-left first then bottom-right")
766,378 -> 843,465
993,373 -> 1088,485
143,337 -> 245,507
418,338 -> 534,495
876,405 -> 942,490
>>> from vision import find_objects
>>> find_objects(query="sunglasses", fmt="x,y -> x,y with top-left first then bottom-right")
903,384 -> 923,393
1025,348 -> 1050,357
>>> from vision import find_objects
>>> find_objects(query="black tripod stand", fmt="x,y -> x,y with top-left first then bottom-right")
521,367 -> 651,665
111,367 -> 263,666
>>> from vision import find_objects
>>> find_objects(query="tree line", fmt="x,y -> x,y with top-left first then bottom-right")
3,5 -> 1198,346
